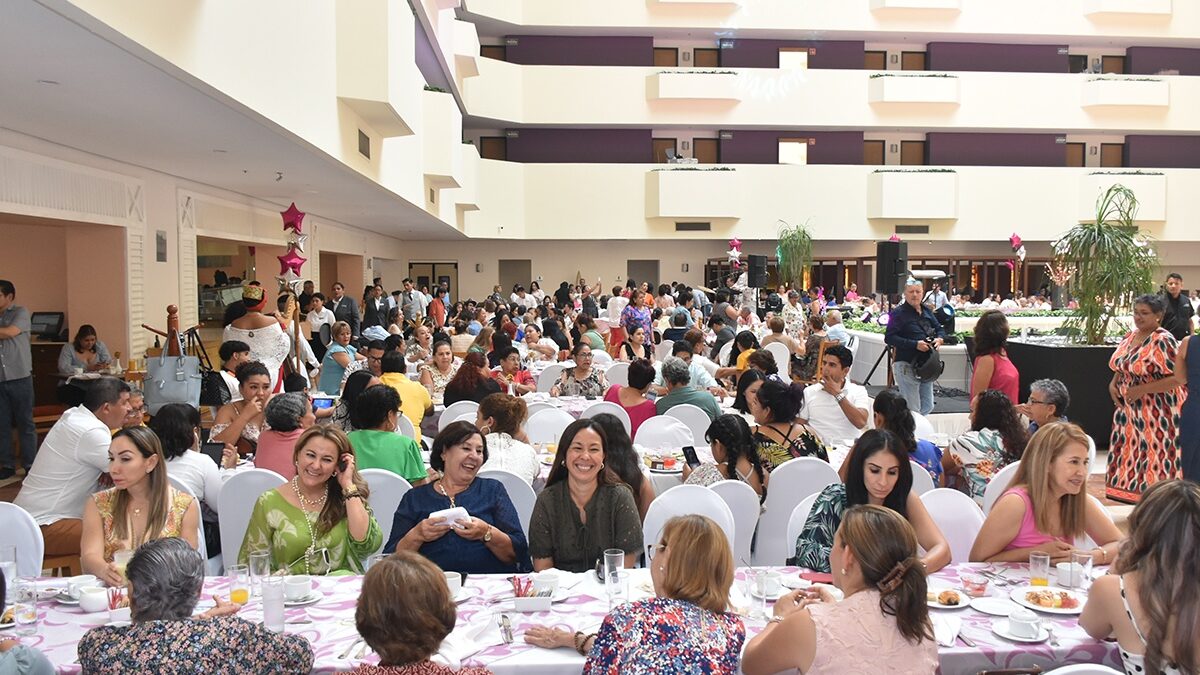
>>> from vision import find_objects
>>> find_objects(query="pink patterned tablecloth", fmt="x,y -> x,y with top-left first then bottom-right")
23,563 -> 1119,674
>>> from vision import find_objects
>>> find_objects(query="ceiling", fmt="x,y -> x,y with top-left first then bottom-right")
0,0 -> 462,240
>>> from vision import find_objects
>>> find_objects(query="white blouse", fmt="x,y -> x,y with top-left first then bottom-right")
479,433 -> 540,485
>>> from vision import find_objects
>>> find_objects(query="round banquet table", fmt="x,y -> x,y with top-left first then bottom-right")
26,563 -> 1120,674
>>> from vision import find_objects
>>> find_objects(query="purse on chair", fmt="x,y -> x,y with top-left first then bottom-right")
144,353 -> 204,414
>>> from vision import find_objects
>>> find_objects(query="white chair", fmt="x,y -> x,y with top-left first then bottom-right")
455,411 -> 478,424
754,457 -> 840,565
537,364 -> 566,393
920,488 -> 985,564
1045,666 -> 1123,675
664,404 -> 713,449
439,401 -> 480,432
605,362 -> 630,387
844,334 -> 859,363
785,493 -> 822,557
1077,494 -> 1115,550
0,502 -> 45,577
711,480 -> 760,565
591,351 -> 613,366
395,414 -> 419,441
167,476 -> 217,573
717,341 -> 734,367
911,411 -> 937,440
359,469 -> 413,555
525,407 -> 576,445
982,461 -> 1022,514
762,342 -> 792,372
909,461 -> 936,495
1086,434 -> 1098,475
654,340 -> 675,361
478,469 -> 537,536
525,401 -> 556,417
642,485 -> 736,562
634,416 -> 695,449
218,468 -> 287,570
580,401 -> 632,436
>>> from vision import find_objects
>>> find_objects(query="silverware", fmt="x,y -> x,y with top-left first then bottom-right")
499,613 -> 514,644
355,640 -> 371,659
1047,625 -> 1060,647
958,633 -> 977,648
338,638 -> 362,660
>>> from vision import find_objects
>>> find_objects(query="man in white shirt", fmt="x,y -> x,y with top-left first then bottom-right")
217,340 -> 250,403
824,309 -> 850,344
923,282 -> 949,311
652,340 -> 725,397
14,376 -> 132,559
510,285 -> 533,312
799,344 -> 870,445
399,277 -> 428,327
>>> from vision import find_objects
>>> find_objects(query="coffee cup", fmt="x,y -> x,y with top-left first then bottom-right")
78,586 -> 109,614
283,575 -> 312,602
444,571 -> 462,597
755,570 -> 783,597
1056,562 -> 1084,587
1008,607 -> 1041,639
531,571 -> 560,596
73,367 -> 84,377
68,575 -> 98,599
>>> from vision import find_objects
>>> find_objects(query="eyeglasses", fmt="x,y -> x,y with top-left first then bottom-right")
1027,398 -> 1049,406
647,543 -> 668,561
577,353 -> 593,360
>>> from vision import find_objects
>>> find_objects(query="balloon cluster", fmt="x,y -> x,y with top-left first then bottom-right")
1009,232 -> 1027,268
726,238 -> 743,269
276,203 -> 308,294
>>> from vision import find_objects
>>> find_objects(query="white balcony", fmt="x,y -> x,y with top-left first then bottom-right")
1081,78 -> 1170,108
422,91 -> 463,188
1078,173 -> 1167,222
647,169 -> 742,218
870,0 -> 961,11
453,20 -> 481,79
867,171 -> 958,219
647,72 -> 740,101
1083,0 -> 1171,16
334,0 -> 418,137
867,75 -> 960,105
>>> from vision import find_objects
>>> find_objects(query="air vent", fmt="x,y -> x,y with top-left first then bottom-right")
358,130 -> 371,159
675,222 -> 711,232
895,224 -> 930,235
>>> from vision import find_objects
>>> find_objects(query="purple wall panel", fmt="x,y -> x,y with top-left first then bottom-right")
1127,47 -> 1200,76
718,40 -> 865,69
504,36 -> 654,66
927,42 -> 1068,73
1126,136 -> 1200,168
927,133 -> 1063,166
719,131 -> 864,165
506,129 -> 654,163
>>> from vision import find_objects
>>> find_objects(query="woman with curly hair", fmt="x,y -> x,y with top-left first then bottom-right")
943,390 -> 1029,506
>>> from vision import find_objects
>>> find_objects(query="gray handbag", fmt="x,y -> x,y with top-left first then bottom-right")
144,353 -> 204,414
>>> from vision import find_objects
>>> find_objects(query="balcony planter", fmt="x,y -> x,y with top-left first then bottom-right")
647,72 -> 740,101
870,0 -> 961,11
868,74 -> 960,105
1078,173 -> 1166,222
1081,78 -> 1169,107
866,170 -> 958,219
1083,0 -> 1171,16
647,169 -> 741,219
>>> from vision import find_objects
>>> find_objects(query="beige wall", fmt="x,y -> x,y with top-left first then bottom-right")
0,221 -> 67,316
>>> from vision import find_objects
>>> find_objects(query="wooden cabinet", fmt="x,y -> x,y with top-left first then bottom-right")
31,342 -> 65,407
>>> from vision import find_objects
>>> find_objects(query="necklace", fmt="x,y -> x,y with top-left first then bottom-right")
436,479 -> 456,508
291,477 -> 327,574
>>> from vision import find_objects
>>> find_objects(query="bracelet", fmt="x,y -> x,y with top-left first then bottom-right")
574,631 -> 595,655
345,492 -> 363,501
768,615 -> 786,624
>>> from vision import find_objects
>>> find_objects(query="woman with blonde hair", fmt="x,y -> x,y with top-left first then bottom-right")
1081,479 -> 1199,675
469,326 -> 495,355
970,422 -> 1123,563
526,515 -> 744,673
81,426 -> 200,586
744,505 -> 937,675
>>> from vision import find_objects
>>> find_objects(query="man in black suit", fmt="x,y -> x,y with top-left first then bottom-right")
327,282 -> 361,339
362,284 -> 388,330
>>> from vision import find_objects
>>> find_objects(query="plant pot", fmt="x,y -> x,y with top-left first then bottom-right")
1050,285 -> 1068,310
1006,339 -> 1115,449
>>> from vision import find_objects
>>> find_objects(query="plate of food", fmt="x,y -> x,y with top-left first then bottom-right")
926,587 -> 967,609
1010,586 -> 1083,615
644,453 -> 684,474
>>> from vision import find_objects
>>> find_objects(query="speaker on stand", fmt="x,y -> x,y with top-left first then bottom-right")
875,241 -> 908,296
748,255 -> 767,288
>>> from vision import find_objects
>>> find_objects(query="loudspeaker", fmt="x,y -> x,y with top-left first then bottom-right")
748,255 -> 767,287
875,241 -> 908,295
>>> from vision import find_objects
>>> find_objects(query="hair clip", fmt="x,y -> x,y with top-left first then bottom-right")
766,373 -> 787,384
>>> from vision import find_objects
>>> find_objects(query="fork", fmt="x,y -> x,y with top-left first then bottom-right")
1047,624 -> 1060,647
338,638 -> 363,660
498,613 -> 514,644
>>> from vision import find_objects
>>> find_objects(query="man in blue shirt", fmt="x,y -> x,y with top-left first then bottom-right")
0,280 -> 36,479
884,280 -> 945,415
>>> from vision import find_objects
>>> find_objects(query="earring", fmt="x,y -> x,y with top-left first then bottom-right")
657,566 -> 664,572
599,463 -> 605,469
840,568 -> 846,575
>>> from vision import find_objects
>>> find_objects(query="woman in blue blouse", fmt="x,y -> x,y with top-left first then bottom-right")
318,321 -> 367,395
849,390 -> 943,484
384,421 -> 530,574
57,324 -> 112,375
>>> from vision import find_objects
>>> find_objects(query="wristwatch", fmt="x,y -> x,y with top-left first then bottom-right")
483,526 -> 493,543
834,392 -> 847,402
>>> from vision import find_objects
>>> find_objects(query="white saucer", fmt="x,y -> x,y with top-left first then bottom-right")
54,594 -> 80,606
782,577 -> 812,591
971,596 -> 1018,617
991,618 -> 1049,643
927,587 -> 968,609
749,587 -> 789,601
283,593 -> 321,607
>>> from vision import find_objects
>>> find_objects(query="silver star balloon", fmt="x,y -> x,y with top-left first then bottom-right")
289,233 -> 309,253
276,270 -> 302,295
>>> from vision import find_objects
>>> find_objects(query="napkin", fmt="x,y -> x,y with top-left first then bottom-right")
931,614 -> 962,647
433,615 -> 504,668
728,584 -> 752,616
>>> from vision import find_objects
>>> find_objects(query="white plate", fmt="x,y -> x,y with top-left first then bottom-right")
453,587 -> 482,604
283,593 -> 322,607
927,587 -> 968,609
648,467 -> 683,474
749,586 -> 790,601
0,607 -> 12,630
991,618 -> 1049,643
971,596 -> 1019,617
54,594 -> 80,606
1010,585 -> 1084,615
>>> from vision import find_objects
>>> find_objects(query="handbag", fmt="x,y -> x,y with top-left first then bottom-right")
144,353 -> 204,414
913,315 -> 945,383
198,369 -> 231,407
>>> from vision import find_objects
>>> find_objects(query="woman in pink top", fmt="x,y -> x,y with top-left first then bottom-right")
970,422 -> 1123,563
743,505 -> 938,675
253,392 -> 315,480
969,310 -> 1020,404
602,359 -> 658,439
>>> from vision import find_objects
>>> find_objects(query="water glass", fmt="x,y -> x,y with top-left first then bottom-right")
1029,552 -> 1051,587
227,564 -> 250,605
752,569 -> 772,619
113,549 -> 134,580
607,571 -> 629,610
603,548 -> 625,587
13,577 -> 38,636
1069,551 -> 1094,591
261,576 -> 285,633
248,551 -> 272,597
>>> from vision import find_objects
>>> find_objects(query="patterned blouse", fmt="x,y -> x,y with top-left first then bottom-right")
557,367 -> 608,398
351,663 -> 492,675
620,304 -> 652,338
238,488 -> 383,575
583,597 -> 745,675
93,487 -> 194,563
421,362 -> 460,395
946,428 -> 1012,508
77,616 -> 313,674
753,423 -> 829,472
791,483 -> 849,573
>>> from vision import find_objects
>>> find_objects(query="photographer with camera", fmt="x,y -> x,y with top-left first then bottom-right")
884,279 -> 945,416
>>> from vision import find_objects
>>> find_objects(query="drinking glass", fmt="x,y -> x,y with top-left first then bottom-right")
607,571 -> 629,610
261,576 -> 285,633
0,546 -> 17,603
1069,551 -> 1094,591
603,548 -> 625,587
1029,552 -> 1051,587
248,551 -> 272,597
113,549 -> 134,580
752,569 -> 772,619
227,564 -> 250,605
365,553 -> 388,572
13,577 -> 38,636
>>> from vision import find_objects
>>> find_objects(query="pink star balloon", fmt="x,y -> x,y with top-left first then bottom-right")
277,246 -> 307,276
728,238 -> 742,251
1004,260 -> 1015,270
888,234 -> 902,242
281,203 -> 306,233
1009,233 -> 1022,250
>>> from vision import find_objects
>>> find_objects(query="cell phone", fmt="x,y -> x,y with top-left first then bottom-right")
338,456 -> 349,473
199,441 -> 226,467
681,445 -> 701,469
311,396 -> 335,412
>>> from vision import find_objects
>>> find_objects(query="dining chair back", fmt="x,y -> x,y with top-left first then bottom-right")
359,469 -> 413,555
478,469 -> 537,536
920,488 -> 985,564
218,468 -> 287,573
754,457 -> 840,565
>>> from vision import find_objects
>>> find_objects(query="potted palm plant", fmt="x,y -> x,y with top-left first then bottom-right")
776,220 -> 814,289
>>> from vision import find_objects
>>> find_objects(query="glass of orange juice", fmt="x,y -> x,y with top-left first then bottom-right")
1029,552 -> 1051,586
113,549 -> 134,579
227,565 -> 250,605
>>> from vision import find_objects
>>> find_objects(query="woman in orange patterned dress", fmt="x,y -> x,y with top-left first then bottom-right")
1106,294 -> 1186,503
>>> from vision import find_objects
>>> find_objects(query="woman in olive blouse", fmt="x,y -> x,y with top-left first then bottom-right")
528,419 -> 643,573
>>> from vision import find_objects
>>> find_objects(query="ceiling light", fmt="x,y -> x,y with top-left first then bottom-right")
36,79 -> 60,86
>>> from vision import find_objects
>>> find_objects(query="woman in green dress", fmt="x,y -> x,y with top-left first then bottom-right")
239,426 -> 382,575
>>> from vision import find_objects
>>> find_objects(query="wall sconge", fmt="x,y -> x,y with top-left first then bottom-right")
682,52 -> 691,62
681,263 -> 689,273
682,141 -> 690,151
475,264 -> 481,272
1090,146 -> 1098,155
890,144 -> 899,153
890,54 -> 899,64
